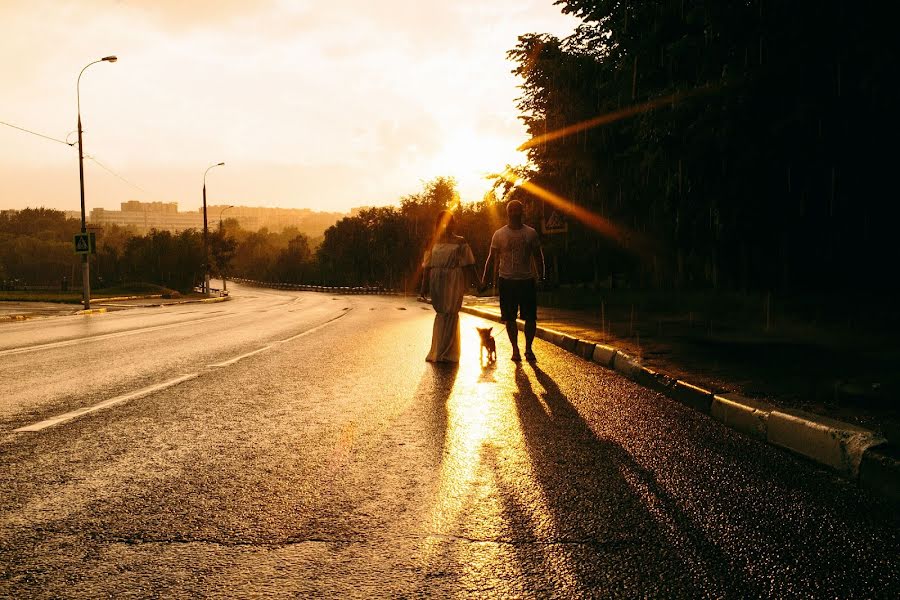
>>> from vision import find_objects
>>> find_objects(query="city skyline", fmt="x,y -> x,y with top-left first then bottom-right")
0,1 -> 578,213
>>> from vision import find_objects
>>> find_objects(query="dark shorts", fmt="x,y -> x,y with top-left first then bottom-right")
499,278 -> 537,323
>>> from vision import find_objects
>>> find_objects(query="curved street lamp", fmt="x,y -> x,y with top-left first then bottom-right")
76,55 -> 117,309
203,162 -> 225,295
219,204 -> 235,227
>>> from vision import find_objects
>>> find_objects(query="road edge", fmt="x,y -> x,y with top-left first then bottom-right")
459,304 -> 898,505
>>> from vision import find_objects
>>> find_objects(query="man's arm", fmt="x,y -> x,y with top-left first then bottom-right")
480,247 -> 494,289
535,245 -> 546,281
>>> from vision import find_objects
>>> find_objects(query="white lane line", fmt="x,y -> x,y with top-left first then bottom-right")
13,373 -> 200,433
274,309 -> 351,344
0,314 -> 232,358
209,345 -> 273,368
206,309 -> 352,368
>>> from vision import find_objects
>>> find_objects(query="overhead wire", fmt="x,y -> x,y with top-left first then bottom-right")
1,117 -> 150,194
0,119 -> 74,146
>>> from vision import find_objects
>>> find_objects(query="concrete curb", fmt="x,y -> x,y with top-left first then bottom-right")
75,308 -> 107,315
458,304 -> 896,504
711,393 -> 773,440
97,294 -> 164,302
767,410 -> 885,479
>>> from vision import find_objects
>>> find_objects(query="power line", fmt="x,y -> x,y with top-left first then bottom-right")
0,119 -> 74,146
85,154 -> 148,193
2,117 -> 150,195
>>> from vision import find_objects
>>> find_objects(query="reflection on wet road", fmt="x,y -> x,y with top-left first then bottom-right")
0,284 -> 896,597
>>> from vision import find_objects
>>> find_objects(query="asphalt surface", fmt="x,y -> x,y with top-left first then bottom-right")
0,283 -> 897,598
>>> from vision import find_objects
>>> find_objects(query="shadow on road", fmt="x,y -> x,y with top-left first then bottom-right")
500,363 -> 750,597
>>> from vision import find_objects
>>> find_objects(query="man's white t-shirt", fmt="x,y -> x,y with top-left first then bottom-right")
491,224 -> 540,280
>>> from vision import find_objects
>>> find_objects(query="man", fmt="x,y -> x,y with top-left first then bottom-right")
481,200 -> 546,362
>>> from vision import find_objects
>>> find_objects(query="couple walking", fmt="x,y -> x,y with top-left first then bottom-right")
420,200 -> 545,364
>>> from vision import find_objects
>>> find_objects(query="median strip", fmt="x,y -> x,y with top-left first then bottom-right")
14,373 -> 199,432
0,313 -> 232,358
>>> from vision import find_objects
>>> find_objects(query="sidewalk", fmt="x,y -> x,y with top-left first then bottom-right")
464,296 -> 899,445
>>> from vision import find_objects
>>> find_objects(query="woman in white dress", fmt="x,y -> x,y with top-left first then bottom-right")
420,210 -> 477,363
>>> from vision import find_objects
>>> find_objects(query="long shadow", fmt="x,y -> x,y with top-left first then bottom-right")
420,362 -> 458,465
496,363 -> 750,597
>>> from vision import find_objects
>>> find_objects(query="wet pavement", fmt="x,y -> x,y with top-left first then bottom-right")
0,284 -> 897,597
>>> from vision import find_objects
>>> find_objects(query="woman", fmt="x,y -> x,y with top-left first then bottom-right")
420,210 -> 477,363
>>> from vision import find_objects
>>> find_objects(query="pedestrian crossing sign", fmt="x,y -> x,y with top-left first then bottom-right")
542,210 -> 568,234
74,233 -> 96,255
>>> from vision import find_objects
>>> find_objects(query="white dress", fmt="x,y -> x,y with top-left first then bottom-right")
423,241 -> 475,362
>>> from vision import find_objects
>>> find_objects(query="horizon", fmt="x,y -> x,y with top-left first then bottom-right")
0,1 -> 578,214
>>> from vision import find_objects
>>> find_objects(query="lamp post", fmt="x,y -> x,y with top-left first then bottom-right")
77,55 -> 117,309
218,205 -> 234,292
219,204 -> 235,228
202,162 -> 225,295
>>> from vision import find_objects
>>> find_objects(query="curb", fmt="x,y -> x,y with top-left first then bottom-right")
93,296 -> 231,309
96,294 -> 164,302
459,304 -> 896,505
75,308 -> 107,315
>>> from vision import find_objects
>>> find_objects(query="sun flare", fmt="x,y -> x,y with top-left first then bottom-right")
429,128 -> 524,202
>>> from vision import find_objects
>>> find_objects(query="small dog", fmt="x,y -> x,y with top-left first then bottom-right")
476,327 -> 497,364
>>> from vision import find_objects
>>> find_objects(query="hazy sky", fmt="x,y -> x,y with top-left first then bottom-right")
0,0 -> 578,214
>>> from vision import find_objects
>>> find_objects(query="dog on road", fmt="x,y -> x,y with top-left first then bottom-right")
476,327 -> 497,364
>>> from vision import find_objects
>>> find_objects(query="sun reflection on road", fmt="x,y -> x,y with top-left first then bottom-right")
421,320 -> 578,593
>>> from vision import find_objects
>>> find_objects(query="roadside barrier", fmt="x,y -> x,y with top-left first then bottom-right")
230,278 -> 409,296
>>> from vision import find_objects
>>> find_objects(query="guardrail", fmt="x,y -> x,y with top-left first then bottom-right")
230,278 -> 409,296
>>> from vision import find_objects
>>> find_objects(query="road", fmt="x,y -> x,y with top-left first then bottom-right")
0,283 -> 897,598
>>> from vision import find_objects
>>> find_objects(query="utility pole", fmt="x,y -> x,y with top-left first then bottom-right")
202,162 -> 225,295
76,55 -> 117,308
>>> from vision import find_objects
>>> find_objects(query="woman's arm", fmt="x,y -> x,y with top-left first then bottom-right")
420,267 -> 431,297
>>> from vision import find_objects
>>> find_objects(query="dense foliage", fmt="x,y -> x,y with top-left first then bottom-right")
504,0 -> 898,291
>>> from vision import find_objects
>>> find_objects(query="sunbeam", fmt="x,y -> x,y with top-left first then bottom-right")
518,86 -> 716,151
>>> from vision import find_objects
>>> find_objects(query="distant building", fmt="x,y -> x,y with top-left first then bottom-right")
89,201 -> 203,233
85,200 -> 343,237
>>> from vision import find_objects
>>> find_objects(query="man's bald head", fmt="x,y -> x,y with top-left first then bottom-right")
506,200 -> 523,227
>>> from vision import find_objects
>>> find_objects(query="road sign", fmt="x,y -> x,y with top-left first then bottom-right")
73,232 -> 97,255
74,233 -> 90,254
542,210 -> 568,234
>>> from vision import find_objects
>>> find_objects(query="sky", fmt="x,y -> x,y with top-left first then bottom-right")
0,0 -> 578,215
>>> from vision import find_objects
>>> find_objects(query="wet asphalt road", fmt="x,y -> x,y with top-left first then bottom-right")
0,283 -> 897,598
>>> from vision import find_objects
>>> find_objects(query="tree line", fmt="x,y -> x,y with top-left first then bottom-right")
500,0 -> 898,293
7,1 -> 896,295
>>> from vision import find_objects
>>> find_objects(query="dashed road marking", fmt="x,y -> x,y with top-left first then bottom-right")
274,309 -> 351,344
14,373 -> 200,432
209,345 -> 273,368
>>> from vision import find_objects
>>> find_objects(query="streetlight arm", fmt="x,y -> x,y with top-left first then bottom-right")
204,162 -> 225,187
77,56 -> 115,118
76,60 -> 102,117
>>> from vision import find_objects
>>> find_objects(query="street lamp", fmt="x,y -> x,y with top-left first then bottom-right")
217,205 -> 235,292
202,162 -> 225,295
77,55 -> 117,309
219,204 -> 235,228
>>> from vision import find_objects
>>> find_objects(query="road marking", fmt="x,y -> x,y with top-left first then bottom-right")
275,309 -> 351,344
14,373 -> 199,433
0,314 -> 232,358
206,310 -> 352,368
209,345 -> 272,368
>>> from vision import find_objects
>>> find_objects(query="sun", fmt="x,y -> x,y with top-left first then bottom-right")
429,128 -> 524,202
